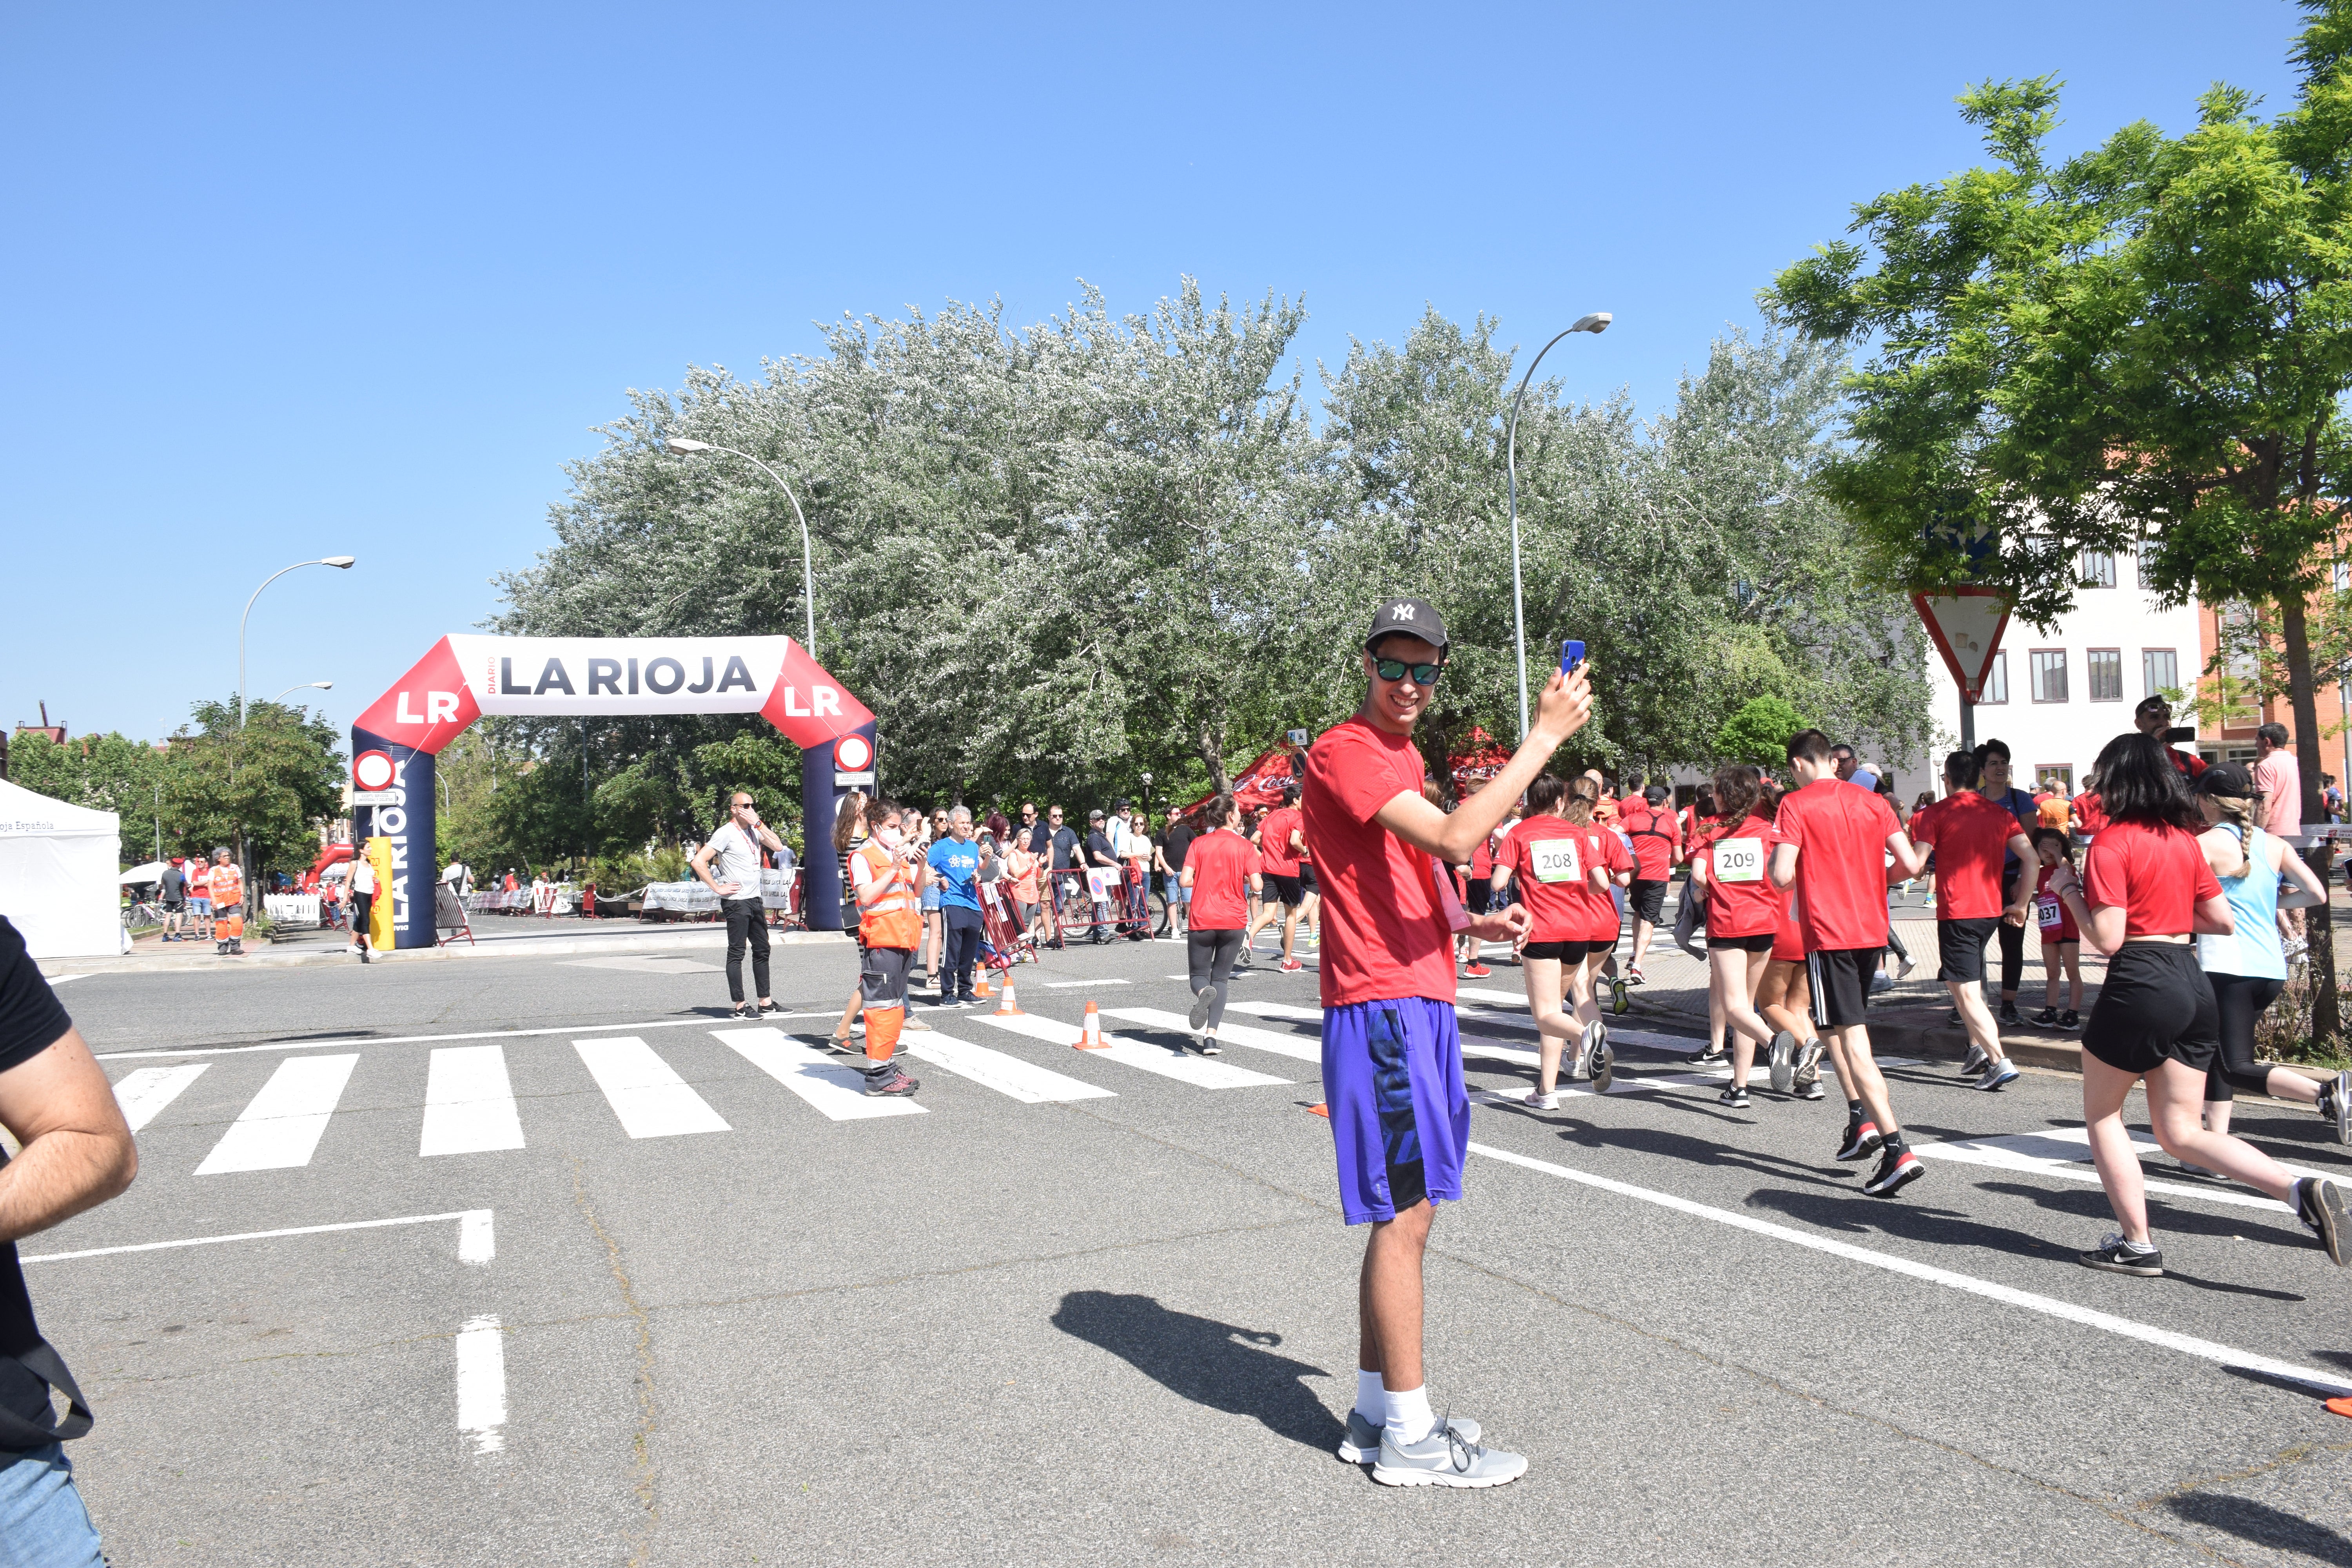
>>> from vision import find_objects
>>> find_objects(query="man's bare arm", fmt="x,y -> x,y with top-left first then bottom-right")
1373,668 -> 1592,861
0,1025 -> 136,1244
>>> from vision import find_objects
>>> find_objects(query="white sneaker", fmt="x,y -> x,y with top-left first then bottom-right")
1522,1089 -> 1558,1110
1372,1422 -> 1528,1488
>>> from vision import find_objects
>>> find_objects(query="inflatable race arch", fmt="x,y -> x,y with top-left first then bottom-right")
351,635 -> 876,949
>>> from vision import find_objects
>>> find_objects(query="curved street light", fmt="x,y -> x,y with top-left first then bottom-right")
1505,313 -> 1612,741
240,557 -> 355,726
271,681 -> 333,705
664,437 -> 819,651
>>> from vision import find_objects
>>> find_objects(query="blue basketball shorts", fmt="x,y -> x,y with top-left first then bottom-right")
1321,996 -> 1468,1225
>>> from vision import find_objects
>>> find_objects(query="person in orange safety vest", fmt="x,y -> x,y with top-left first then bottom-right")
848,801 -> 923,1098
208,847 -> 247,956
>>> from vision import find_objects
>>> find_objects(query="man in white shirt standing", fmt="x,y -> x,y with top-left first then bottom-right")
692,792 -> 787,1018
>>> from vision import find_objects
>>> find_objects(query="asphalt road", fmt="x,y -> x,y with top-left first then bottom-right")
26,923 -> 2352,1566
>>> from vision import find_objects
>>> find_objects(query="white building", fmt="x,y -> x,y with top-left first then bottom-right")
1898,547 -> 2203,804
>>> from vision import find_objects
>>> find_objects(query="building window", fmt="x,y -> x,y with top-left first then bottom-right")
2334,559 -> 2350,593
2087,648 -> 2123,702
2143,648 -> 2178,697
2030,650 -> 2069,703
1978,651 -> 2008,704
2080,549 -> 2116,588
2035,764 -> 2074,795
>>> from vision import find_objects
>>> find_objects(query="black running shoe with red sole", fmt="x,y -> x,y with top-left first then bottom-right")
1863,1147 -> 1926,1197
1835,1122 -> 1883,1162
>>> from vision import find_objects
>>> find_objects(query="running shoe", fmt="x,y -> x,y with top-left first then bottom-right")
1835,1121 -> 1883,1162
862,1067 -> 920,1097
1279,958 -> 1305,973
729,1002 -> 757,1020
1896,955 -> 1917,981
1869,971 -> 1893,994
1797,1074 -> 1826,1102
2296,1176 -> 2350,1266
2079,1234 -> 2164,1276
1197,1035 -> 1221,1056
1999,1000 -> 2023,1027
1611,979 -> 1630,1016
2031,1006 -> 2060,1028
1338,1410 -> 1479,1465
758,999 -> 785,1016
2321,1073 -> 2352,1145
1945,1009 -> 1962,1027
1693,1042 -> 1730,1068
1190,987 -> 1217,1033
1862,1146 -> 1926,1197
1767,1030 -> 1795,1095
823,1030 -> 858,1055
1717,1085 -> 1750,1109
2059,1009 -> 2080,1031
1792,1038 -> 1824,1091
1462,961 -> 1491,978
1974,1058 -> 2021,1092
1958,1043 -> 1989,1078
1590,1034 -> 1615,1094
2169,1160 -> 2229,1183
1522,1089 -> 1558,1111
1371,1423 -> 1527,1489
1627,965 -> 1646,986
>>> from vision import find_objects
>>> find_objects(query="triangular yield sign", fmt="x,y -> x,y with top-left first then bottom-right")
1911,589 -> 2014,702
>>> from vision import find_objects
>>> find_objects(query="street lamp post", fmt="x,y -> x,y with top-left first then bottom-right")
1504,314 -> 1612,741
240,558 -> 355,725
270,681 -> 333,706
664,438 -> 819,652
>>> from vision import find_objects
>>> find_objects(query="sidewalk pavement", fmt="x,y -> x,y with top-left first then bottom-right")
51,914 -> 849,978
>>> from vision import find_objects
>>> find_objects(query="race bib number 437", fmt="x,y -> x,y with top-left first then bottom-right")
1713,837 -> 1765,884
1528,838 -> 1582,884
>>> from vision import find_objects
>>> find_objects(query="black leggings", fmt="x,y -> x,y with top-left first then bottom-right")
1187,927 -> 1245,1033
2203,971 -> 2286,1103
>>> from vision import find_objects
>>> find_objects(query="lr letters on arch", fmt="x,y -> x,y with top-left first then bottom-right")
351,635 -> 876,949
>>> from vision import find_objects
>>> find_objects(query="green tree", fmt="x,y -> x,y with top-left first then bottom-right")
1715,696 -> 1810,768
1766,0 -> 2352,1037
5,730 -> 167,866
160,699 -> 345,907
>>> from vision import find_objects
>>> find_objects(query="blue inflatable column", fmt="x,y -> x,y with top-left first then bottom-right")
800,720 -> 877,932
350,724 -> 439,951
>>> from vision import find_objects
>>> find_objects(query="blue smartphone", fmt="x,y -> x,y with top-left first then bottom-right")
1560,640 -> 1585,675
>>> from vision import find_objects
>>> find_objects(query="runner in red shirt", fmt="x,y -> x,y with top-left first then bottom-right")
2045,731 -> 2347,1275
2027,828 -> 2083,1028
1753,776 -> 1825,1100
1768,730 -> 1930,1197
1495,776 -> 1632,1103
1453,789 -> 1503,979
1906,750 -> 2035,1092
1619,784 -> 1681,984
1303,596 -> 1590,1487
1688,764 -> 1793,1107
1246,785 -> 1312,972
1179,793 -> 1262,1054
2070,787 -> 2108,840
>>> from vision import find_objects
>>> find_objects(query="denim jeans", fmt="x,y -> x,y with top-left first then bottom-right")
0,1444 -> 104,1568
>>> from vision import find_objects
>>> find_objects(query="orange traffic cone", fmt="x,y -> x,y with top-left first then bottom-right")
994,975 -> 1025,1016
1307,1103 -> 1330,1118
1073,999 -> 1107,1049
974,973 -> 994,999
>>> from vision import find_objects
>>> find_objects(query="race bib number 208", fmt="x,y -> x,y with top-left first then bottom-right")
1713,837 -> 1765,884
1527,838 -> 1582,884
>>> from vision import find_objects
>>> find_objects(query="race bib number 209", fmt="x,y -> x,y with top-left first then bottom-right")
1713,837 -> 1765,884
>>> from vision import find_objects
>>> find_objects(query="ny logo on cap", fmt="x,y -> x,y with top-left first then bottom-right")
1394,604 -> 1416,621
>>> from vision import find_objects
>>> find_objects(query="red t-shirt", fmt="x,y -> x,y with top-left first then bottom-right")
1301,717 -> 1455,1007
1567,822 -> 1631,941
1774,779 -> 1900,953
1500,817 -> 1589,943
1185,830 -> 1259,930
2071,791 -> 2107,837
1469,825 -> 1499,879
2034,861 -> 2080,943
2082,818 -> 2223,938
1770,889 -> 1804,962
1907,793 -> 2022,921
1257,807 -> 1303,876
1621,800 -> 1681,880
1700,813 -> 1782,938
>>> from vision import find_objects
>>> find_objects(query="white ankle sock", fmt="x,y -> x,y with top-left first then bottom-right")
1354,1368 -> 1384,1421
1383,1383 -> 1434,1445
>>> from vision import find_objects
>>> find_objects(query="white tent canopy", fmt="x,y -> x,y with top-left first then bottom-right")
120,860 -> 169,884
0,779 -> 125,958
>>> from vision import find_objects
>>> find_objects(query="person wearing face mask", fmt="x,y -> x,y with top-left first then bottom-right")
845,803 -> 923,1097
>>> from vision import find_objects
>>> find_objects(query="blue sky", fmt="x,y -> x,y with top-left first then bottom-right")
0,1 -> 2306,747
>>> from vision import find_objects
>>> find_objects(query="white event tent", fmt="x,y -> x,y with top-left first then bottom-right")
0,779 -> 125,958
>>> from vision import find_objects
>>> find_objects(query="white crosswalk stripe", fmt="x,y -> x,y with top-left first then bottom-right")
420,1046 -> 526,1156
1105,1007 -> 1320,1064
710,1028 -> 926,1120
978,1013 -> 1290,1089
111,1063 -> 208,1132
902,1031 -> 1117,1103
573,1037 -> 732,1138
195,1054 -> 360,1174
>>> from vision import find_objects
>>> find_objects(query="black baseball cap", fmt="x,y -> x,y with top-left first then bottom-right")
2197,761 -> 2258,799
1363,597 -> 1448,653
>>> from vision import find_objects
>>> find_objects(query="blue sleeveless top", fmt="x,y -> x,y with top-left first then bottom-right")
2194,824 -> 2285,981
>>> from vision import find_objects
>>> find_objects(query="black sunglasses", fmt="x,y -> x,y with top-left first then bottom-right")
1374,658 -> 1443,686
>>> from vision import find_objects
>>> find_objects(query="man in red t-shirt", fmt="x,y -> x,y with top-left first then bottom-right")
1246,784 -> 1312,971
1769,729 -> 1930,1197
1303,596 -> 1590,1488
1908,751 -> 2036,1091
1619,784 -> 1681,982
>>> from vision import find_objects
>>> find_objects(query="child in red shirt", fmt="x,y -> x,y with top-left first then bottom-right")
2029,828 -> 2083,1029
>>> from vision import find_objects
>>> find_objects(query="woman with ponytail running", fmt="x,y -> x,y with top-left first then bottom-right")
1689,764 -> 1793,1107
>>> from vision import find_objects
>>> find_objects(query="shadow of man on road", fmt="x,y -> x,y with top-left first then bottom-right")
1050,1290 -> 1343,1454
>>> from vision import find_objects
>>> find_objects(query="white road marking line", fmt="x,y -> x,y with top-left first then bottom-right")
456,1315 -> 508,1455
1469,1140 -> 2352,1398
902,1032 -> 1116,1103
1042,978 -> 1128,988
194,1054 -> 360,1174
708,1028 -> 926,1120
1107,1007 -> 1321,1063
1225,998 -> 1697,1063
23,1208 -> 493,1265
420,1046 -> 527,1157
556,955 -> 724,973
572,1038 -> 731,1138
977,1013 -> 1290,1089
45,975 -> 90,985
95,1012 -> 839,1061
1913,1128 -> 2303,1215
110,1063 -> 208,1132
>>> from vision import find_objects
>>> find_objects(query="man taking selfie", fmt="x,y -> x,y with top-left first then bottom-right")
691,792 -> 787,1020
